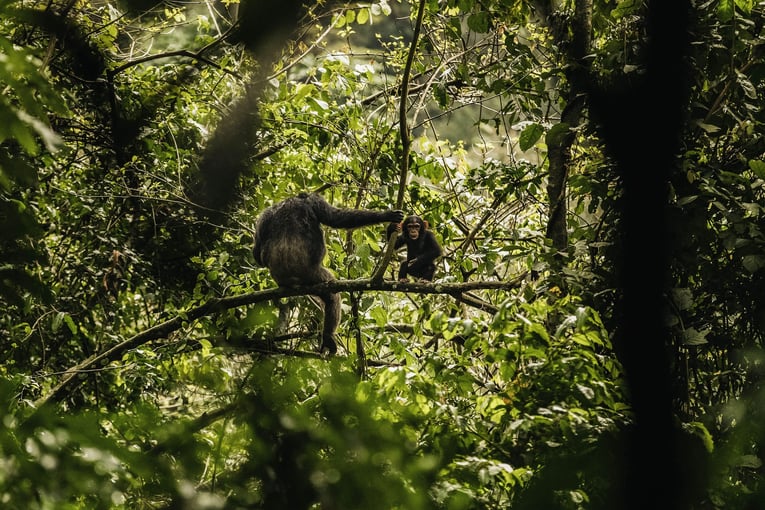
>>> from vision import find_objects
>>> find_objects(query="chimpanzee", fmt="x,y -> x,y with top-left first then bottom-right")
386,215 -> 443,281
253,192 -> 404,354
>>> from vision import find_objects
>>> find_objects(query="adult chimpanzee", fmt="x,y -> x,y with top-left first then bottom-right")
253,192 -> 404,354
386,215 -> 442,281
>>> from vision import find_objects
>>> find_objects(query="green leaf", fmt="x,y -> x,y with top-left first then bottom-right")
737,455 -> 762,469
294,83 -> 316,102
611,0 -> 641,18
717,0 -> 734,21
683,327 -> 708,346
467,12 -> 490,33
525,323 -> 549,344
433,84 -> 449,108
9,117 -> 38,155
458,0 -> 474,11
684,422 -> 714,453
64,315 -> 78,335
571,332 -> 592,347
696,122 -> 720,133
518,123 -> 544,151
736,70 -> 757,99
748,160 -> 765,179
306,97 -> 329,112
670,288 -> 693,311
677,195 -> 698,206
52,312 -> 64,333
742,255 -> 765,273
357,8 -> 369,24
576,383 -> 595,400
735,0 -> 753,14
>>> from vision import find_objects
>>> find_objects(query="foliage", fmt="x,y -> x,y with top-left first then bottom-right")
0,2 -> 67,308
0,0 -> 764,508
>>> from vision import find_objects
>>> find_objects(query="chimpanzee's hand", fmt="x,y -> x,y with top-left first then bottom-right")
389,210 -> 405,223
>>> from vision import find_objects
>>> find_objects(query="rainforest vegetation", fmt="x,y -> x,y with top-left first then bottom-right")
1,0 -> 765,508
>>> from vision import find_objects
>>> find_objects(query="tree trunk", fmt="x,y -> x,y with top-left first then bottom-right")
543,0 -> 592,258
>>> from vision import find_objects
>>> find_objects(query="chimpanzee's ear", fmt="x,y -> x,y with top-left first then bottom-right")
423,220 -> 430,230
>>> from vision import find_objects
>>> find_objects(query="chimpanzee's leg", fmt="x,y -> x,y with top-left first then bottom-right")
316,267 -> 340,354
318,292 -> 340,354
421,264 -> 436,281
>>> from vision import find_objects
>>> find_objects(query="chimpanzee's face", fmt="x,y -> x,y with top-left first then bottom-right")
406,221 -> 421,240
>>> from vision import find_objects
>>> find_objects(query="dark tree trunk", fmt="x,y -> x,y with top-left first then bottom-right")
543,0 -> 592,259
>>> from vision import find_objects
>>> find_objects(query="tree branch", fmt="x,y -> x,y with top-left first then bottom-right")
108,48 -> 242,80
32,274 -> 526,409
371,0 -> 427,282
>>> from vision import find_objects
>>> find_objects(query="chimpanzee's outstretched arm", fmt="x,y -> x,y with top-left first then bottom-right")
310,193 -> 404,228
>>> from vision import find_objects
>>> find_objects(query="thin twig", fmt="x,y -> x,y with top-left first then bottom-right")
371,0 -> 427,282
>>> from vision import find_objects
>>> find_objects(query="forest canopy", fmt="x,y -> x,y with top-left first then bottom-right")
1,0 -> 765,508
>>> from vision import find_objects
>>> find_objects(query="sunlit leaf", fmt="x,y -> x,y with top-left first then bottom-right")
357,8 -> 369,24
683,327 -> 708,346
749,160 -> 765,179
717,0 -> 734,21
519,122 -> 544,151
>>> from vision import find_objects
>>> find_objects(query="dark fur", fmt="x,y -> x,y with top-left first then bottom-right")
253,192 -> 404,354
386,215 -> 443,281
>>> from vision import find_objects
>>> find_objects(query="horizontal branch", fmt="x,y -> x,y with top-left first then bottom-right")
32,274 -> 526,409
109,46 -> 241,80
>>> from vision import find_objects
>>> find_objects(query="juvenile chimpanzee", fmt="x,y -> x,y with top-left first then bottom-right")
253,192 -> 404,354
386,215 -> 443,281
